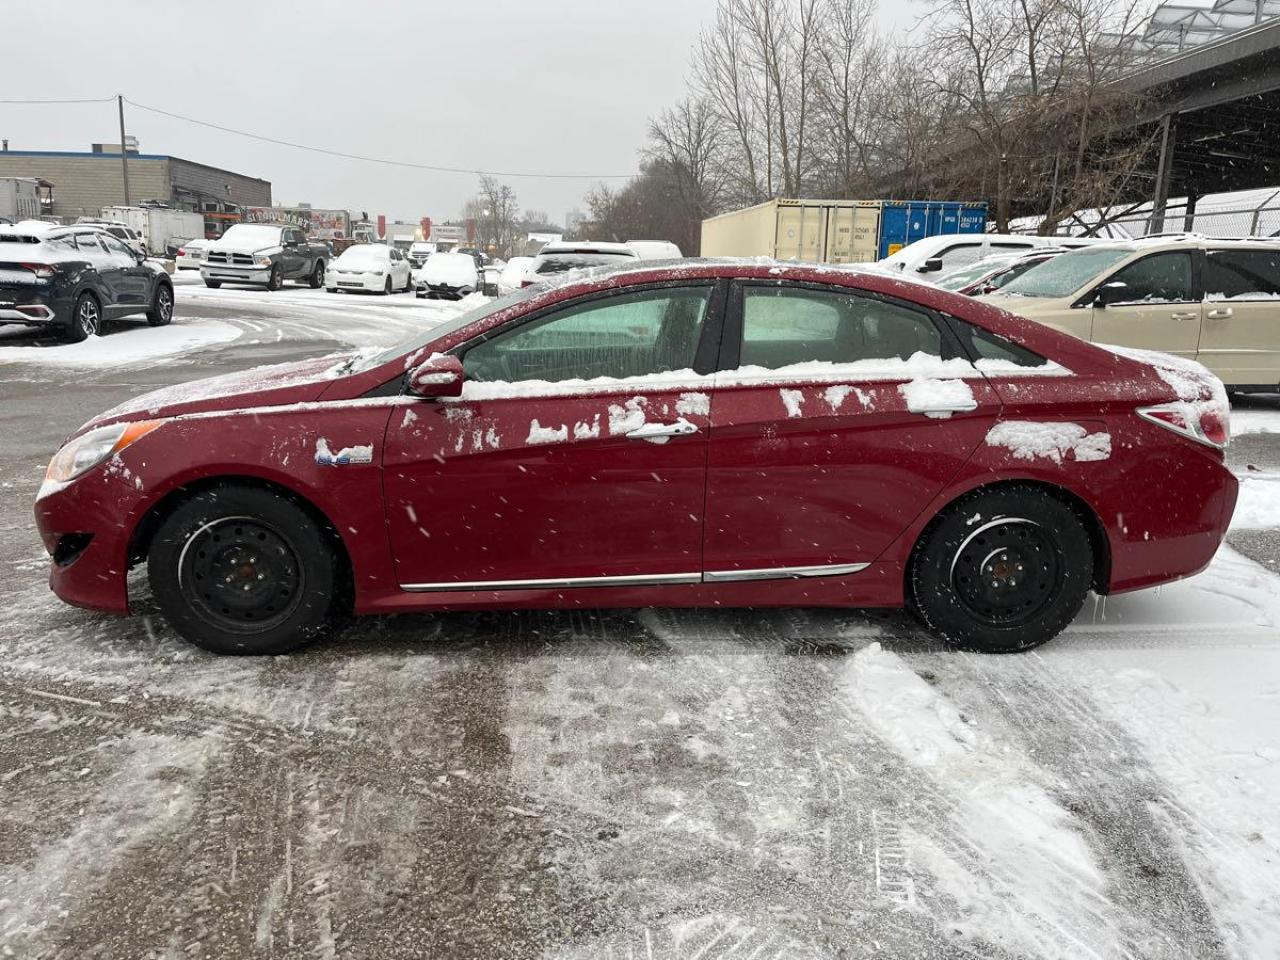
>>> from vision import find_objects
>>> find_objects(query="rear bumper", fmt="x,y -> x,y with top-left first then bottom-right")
0,286 -> 66,327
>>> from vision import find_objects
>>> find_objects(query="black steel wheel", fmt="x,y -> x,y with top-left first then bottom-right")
146,283 -> 174,326
148,487 -> 340,655
266,265 -> 283,291
63,292 -> 101,343
909,486 -> 1094,653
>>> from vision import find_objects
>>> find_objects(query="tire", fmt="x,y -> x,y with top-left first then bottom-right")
63,292 -> 101,343
266,265 -> 283,292
148,487 -> 340,655
402,272 -> 413,293
381,276 -> 392,296
309,260 -> 325,289
146,282 -> 174,326
203,280 -> 222,289
908,485 -> 1093,653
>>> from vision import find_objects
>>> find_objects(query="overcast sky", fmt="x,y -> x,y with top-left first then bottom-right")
3,0 -> 918,226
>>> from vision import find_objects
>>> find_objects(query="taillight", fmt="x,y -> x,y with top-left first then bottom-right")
1138,401 -> 1229,449
176,248 -> 186,257
18,263 -> 55,279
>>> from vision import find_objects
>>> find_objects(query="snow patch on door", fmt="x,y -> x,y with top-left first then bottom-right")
527,420 -> 569,445
675,392 -> 710,417
986,421 -> 1112,464
315,438 -> 373,465
779,389 -> 805,418
608,397 -> 648,435
898,378 -> 975,418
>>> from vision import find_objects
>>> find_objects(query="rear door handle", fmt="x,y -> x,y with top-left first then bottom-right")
1207,307 -> 1233,320
1170,311 -> 1200,320
625,419 -> 698,442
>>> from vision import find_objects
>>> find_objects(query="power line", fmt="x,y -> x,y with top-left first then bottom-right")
0,96 -> 115,104
123,97 -> 636,181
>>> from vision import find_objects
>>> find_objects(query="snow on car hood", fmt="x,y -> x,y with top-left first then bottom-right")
85,353 -> 360,429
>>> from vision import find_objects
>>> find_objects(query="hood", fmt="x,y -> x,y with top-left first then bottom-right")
84,353 -> 356,430
208,238 -> 282,256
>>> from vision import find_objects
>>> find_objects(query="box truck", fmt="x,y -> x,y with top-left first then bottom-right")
0,178 -> 42,224
100,206 -> 207,257
700,199 -> 988,263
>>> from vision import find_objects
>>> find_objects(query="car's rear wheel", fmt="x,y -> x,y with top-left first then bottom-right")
266,265 -> 283,291
146,283 -> 173,326
909,486 -> 1093,653
309,260 -> 325,289
203,279 -> 222,289
63,292 -> 101,343
148,487 -> 339,655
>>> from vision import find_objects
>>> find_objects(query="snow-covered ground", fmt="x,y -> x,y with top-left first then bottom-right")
0,282 -> 1278,957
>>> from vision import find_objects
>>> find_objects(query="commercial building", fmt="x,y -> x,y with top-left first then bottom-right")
0,145 -> 271,230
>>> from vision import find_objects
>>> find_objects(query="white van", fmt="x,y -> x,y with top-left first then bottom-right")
627,240 -> 683,260
877,233 -> 1099,276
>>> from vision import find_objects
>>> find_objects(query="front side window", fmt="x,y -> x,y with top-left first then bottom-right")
738,286 -> 942,370
1204,248 -> 1280,300
1104,252 -> 1193,304
463,286 -> 712,384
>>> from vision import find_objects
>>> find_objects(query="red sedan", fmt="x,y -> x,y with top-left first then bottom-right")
35,262 -> 1237,655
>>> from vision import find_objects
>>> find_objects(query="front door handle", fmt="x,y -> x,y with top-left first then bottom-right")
625,419 -> 698,442
1170,311 -> 1200,320
1207,307 -> 1233,320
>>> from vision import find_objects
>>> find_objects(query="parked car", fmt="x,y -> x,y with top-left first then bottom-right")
416,251 -> 480,300
627,240 -> 683,260
933,248 -> 1067,296
325,243 -> 413,295
981,236 -> 1280,392
200,223 -> 328,291
407,241 -> 437,268
878,233 -> 1098,275
0,222 -> 174,342
524,241 -> 641,286
75,218 -> 146,257
497,256 -> 534,295
35,260 -> 1235,657
175,239 -> 210,271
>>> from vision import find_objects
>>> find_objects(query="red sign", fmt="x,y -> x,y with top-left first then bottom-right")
421,216 -> 432,240
377,215 -> 386,239
465,218 -> 476,243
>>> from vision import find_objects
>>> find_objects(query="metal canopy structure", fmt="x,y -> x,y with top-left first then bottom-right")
1119,0 -> 1280,55
1118,16 -> 1280,226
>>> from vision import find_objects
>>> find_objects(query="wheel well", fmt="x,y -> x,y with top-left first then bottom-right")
907,479 -> 1112,595
127,475 -> 355,609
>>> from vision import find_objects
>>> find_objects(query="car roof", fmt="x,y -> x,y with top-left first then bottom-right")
538,241 -> 638,256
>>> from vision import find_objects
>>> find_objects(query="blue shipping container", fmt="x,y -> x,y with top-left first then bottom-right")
876,201 -> 988,260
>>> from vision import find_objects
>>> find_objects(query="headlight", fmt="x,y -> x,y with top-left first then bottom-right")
44,421 -> 163,487
255,256 -> 273,267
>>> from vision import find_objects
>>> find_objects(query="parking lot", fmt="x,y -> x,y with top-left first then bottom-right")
0,281 -> 1275,958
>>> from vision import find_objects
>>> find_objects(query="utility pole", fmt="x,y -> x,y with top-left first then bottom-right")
117,94 -> 131,206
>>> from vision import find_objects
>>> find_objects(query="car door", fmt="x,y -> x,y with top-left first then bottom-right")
71,232 -> 124,309
1088,250 -> 1201,359
381,281 -> 724,590
1197,245 -> 1280,387
702,281 -> 1002,580
97,233 -> 151,310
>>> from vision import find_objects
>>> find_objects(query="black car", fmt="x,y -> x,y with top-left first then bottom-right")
0,224 -> 173,342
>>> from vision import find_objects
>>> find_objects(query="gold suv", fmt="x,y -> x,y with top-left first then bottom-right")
979,235 -> 1280,391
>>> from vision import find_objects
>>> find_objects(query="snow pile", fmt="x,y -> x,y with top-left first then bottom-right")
986,420 -> 1112,464
1230,475 -> 1280,529
843,643 -> 1112,958
0,321 -> 240,368
898,378 -> 975,418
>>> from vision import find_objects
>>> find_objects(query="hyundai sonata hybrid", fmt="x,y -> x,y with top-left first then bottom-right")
35,261 -> 1237,655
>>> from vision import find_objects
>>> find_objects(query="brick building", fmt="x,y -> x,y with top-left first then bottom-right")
0,148 -> 271,224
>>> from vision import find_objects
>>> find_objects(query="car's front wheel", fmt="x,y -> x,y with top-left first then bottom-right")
148,486 -> 340,655
63,292 -> 101,342
146,283 -> 174,326
909,485 -> 1094,653
266,265 -> 283,291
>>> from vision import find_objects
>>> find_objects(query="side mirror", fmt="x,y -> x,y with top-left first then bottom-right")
917,257 -> 944,273
407,353 -> 464,398
1093,281 -> 1129,307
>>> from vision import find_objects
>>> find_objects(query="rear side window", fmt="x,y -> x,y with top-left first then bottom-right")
739,287 -> 942,370
1204,249 -> 1280,300
1105,252 -> 1193,304
950,320 -> 1048,368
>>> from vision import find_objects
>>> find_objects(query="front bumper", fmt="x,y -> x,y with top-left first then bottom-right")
201,264 -> 272,284
34,464 -> 150,615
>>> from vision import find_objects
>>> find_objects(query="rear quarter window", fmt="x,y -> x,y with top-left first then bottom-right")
1204,248 -> 1280,300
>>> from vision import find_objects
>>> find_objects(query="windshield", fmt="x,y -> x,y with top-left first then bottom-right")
220,224 -> 283,247
534,252 -> 636,275
337,245 -> 389,264
999,247 -> 1134,298
355,287 -> 541,372
934,257 -> 1018,291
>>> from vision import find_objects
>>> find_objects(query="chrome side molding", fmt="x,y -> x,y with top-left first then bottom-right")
400,562 -> 868,593
702,562 -> 869,583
